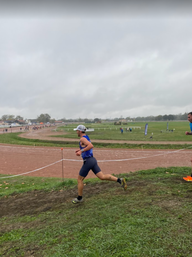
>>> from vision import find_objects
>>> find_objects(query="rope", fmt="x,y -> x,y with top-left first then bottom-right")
0,159 -> 62,179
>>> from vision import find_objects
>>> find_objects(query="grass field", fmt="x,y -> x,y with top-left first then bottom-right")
0,122 -> 191,151
0,132 -> 77,148
56,121 -> 191,141
1,167 -> 192,257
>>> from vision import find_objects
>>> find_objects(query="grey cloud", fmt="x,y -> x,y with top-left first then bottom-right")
1,0 -> 192,18
0,15 -> 192,119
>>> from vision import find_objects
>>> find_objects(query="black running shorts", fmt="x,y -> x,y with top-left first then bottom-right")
79,157 -> 101,178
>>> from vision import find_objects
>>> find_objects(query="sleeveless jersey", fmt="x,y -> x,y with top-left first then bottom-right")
79,135 -> 93,159
190,123 -> 192,132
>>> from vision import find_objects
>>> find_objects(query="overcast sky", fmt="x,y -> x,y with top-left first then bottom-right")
1,1 -> 192,120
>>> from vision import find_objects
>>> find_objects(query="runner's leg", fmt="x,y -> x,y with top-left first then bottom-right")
78,175 -> 85,196
96,171 -> 118,181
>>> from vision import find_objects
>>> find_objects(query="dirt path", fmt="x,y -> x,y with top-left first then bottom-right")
0,127 -> 191,181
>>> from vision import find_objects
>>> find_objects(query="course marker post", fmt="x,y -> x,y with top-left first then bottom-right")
61,148 -> 64,181
61,148 -> 64,182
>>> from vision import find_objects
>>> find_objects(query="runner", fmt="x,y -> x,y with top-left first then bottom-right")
72,125 -> 127,204
185,112 -> 192,135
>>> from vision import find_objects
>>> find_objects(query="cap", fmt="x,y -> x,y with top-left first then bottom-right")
73,125 -> 86,132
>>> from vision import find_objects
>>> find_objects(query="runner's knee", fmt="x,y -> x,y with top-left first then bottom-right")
78,176 -> 84,182
96,172 -> 105,180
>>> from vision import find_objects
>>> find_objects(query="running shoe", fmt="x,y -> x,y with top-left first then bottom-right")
120,178 -> 127,190
72,198 -> 83,204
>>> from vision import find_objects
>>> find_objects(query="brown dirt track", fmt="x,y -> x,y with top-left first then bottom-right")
1,127 -> 192,219
1,126 -> 192,180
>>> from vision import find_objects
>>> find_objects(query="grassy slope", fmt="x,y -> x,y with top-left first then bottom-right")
1,167 -> 192,257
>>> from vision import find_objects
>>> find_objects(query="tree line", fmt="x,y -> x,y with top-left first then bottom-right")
133,113 -> 188,121
0,114 -> 55,123
0,112 -> 189,123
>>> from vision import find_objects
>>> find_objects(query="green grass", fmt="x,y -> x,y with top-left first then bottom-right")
0,176 -> 77,197
56,121 -> 192,141
0,132 -> 77,147
1,167 -> 192,256
0,122 -> 192,150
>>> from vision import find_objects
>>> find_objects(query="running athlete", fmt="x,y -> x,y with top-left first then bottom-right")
185,112 -> 192,135
72,125 -> 127,204
185,112 -> 192,174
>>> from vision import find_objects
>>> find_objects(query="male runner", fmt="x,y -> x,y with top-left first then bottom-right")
185,112 -> 192,135
72,125 -> 127,204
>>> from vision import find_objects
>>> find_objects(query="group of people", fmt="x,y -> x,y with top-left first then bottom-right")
72,112 -> 192,204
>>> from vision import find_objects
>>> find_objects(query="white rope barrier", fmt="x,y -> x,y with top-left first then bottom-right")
0,159 -> 62,179
62,148 -> 187,163
0,144 -> 192,154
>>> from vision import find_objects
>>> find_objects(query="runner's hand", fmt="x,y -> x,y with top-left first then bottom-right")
76,150 -> 81,156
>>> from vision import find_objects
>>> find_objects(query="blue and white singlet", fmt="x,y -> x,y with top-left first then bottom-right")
79,135 -> 93,159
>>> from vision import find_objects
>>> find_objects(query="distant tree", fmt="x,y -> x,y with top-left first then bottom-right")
180,113 -> 188,120
155,115 -> 163,121
7,115 -> 15,120
37,113 -> 51,123
50,119 -> 56,123
162,115 -> 168,121
84,118 -> 92,123
94,118 -> 101,123
167,114 -> 174,120
15,115 -> 24,120
1,115 -> 9,121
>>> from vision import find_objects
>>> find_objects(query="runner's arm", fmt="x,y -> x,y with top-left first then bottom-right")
80,137 -> 93,152
76,137 -> 93,156
185,131 -> 192,135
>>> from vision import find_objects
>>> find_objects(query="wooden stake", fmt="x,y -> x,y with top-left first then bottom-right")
61,148 -> 64,182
